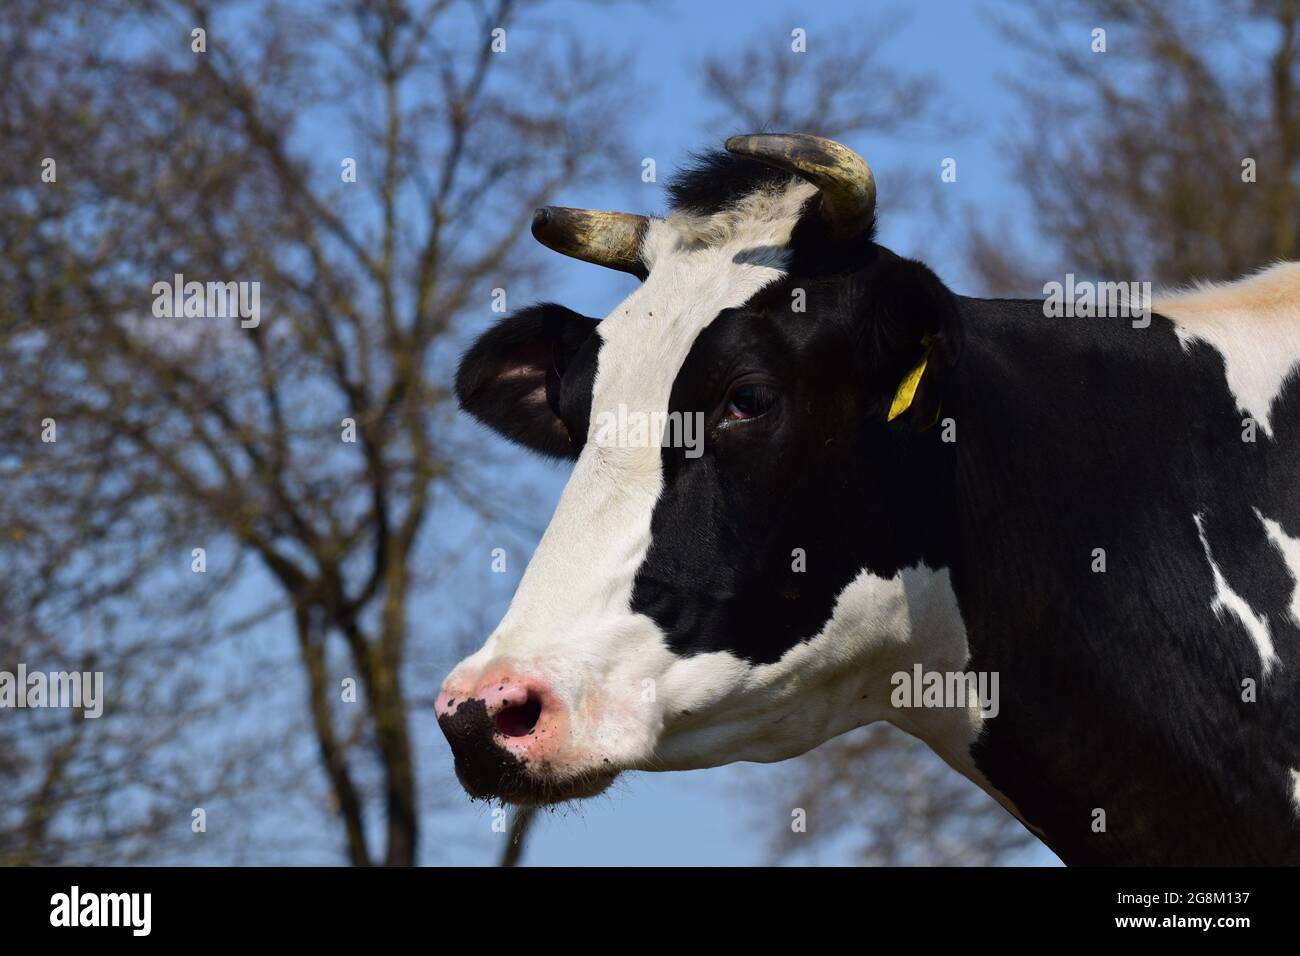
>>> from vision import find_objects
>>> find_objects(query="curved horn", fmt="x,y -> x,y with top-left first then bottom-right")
531,207 -> 649,278
724,133 -> 876,239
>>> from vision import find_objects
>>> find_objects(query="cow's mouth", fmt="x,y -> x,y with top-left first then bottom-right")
496,766 -> 618,806
456,755 -> 618,806
438,696 -> 617,805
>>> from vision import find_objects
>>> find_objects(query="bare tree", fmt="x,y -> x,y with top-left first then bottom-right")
1,0 -> 630,865
761,725 -> 1037,866
968,0 -> 1300,292
701,13 -> 958,225
700,13 -> 944,141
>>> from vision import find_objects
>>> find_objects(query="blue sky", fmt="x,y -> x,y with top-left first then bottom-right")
422,0 -> 1062,866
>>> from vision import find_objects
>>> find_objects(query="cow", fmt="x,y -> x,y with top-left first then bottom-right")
436,133 -> 1300,865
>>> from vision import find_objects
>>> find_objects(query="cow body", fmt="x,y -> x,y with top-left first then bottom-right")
439,134 -> 1300,865
945,287 -> 1300,864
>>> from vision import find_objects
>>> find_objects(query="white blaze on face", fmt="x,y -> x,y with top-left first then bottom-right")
446,179 -> 979,785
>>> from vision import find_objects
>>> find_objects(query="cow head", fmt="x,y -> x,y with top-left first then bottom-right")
437,134 -> 973,805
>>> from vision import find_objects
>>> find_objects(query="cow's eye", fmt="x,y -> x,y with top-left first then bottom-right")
724,382 -> 779,422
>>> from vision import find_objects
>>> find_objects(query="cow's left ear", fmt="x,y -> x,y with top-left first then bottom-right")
860,256 -> 963,431
455,303 -> 600,459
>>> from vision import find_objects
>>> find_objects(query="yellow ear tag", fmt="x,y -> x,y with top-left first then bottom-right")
887,335 -> 935,422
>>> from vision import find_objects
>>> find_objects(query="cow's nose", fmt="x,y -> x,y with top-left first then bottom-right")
436,678 -> 544,736
435,676 -> 549,799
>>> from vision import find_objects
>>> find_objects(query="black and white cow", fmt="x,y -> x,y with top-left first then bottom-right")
437,133 -> 1300,865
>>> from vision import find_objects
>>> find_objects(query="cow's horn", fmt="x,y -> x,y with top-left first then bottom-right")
531,207 -> 649,277
723,133 -> 876,239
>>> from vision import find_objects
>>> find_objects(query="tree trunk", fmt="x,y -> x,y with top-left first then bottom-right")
499,807 -> 536,867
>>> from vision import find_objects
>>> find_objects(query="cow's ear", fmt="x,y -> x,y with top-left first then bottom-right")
861,256 -> 962,432
455,303 -> 599,459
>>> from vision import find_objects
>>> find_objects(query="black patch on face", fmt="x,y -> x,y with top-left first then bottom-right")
630,266 -> 958,665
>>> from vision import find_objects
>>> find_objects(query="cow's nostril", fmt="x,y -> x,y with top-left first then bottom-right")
493,694 -> 542,737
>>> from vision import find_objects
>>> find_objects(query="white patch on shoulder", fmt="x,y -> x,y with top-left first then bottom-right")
1290,769 -> 1300,815
1194,512 -> 1278,675
1154,261 -> 1300,438
1258,509 -> 1300,627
